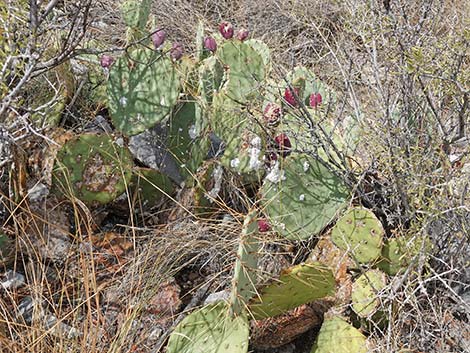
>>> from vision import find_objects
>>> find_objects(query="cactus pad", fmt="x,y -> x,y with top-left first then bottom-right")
166,302 -> 249,353
52,133 -> 133,204
261,154 -> 349,240
217,41 -> 265,102
377,236 -> 430,275
107,48 -> 180,136
212,93 -> 265,176
248,262 -> 335,319
230,211 -> 259,316
310,316 -> 367,353
245,39 -> 271,69
351,270 -> 386,318
131,167 -> 174,207
166,101 -> 210,179
199,56 -> 224,105
120,0 -> 151,29
331,207 -> 384,263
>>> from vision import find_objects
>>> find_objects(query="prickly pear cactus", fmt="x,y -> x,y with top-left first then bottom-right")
212,93 -> 265,176
195,21 -> 206,61
248,262 -> 335,319
310,316 -> 368,353
166,101 -> 210,179
166,302 -> 249,353
198,56 -> 224,106
107,48 -> 181,136
216,41 -> 266,102
331,207 -> 384,263
377,235 -> 429,275
230,211 -> 259,316
52,133 -> 133,204
261,154 -> 350,240
131,167 -> 174,207
351,269 -> 386,318
245,39 -> 271,69
120,0 -> 151,30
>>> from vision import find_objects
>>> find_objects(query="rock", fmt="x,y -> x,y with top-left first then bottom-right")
1,271 -> 25,290
128,125 -> 184,184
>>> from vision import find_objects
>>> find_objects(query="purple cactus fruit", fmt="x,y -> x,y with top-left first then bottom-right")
170,42 -> 184,60
100,55 -> 114,69
151,29 -> 166,49
274,133 -> 292,157
263,102 -> 282,126
309,92 -> 323,108
258,219 -> 271,232
236,28 -> 249,41
204,36 -> 217,52
219,21 -> 234,39
284,87 -> 300,107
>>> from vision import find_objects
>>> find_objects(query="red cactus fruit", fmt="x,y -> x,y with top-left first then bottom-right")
151,29 -> 166,49
274,133 -> 292,157
237,28 -> 249,41
100,55 -> 114,68
284,87 -> 300,107
204,36 -> 217,52
219,21 -> 234,39
170,42 -> 184,60
309,92 -> 323,108
258,219 -> 271,232
263,102 -> 282,125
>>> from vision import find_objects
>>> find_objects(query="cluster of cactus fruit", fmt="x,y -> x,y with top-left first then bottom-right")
45,1 -> 429,351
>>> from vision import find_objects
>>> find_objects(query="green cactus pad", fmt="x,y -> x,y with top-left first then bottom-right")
248,262 -> 335,320
230,211 -> 259,316
245,39 -> 271,69
212,93 -> 265,176
199,56 -> 224,105
377,236 -> 430,275
261,154 -> 350,240
351,270 -> 386,318
52,133 -> 133,204
120,0 -> 151,29
131,167 -> 174,207
331,207 -> 384,263
166,302 -> 249,353
107,48 -> 180,136
310,316 -> 367,353
166,101 -> 209,179
217,41 -> 265,102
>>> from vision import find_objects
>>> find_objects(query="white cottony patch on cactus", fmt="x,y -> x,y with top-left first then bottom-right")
206,165 -> 223,202
299,194 -> 305,201
119,96 -> 128,107
231,158 -> 240,168
303,160 -> 310,172
188,124 -> 197,139
248,136 -> 262,170
266,161 -> 286,183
